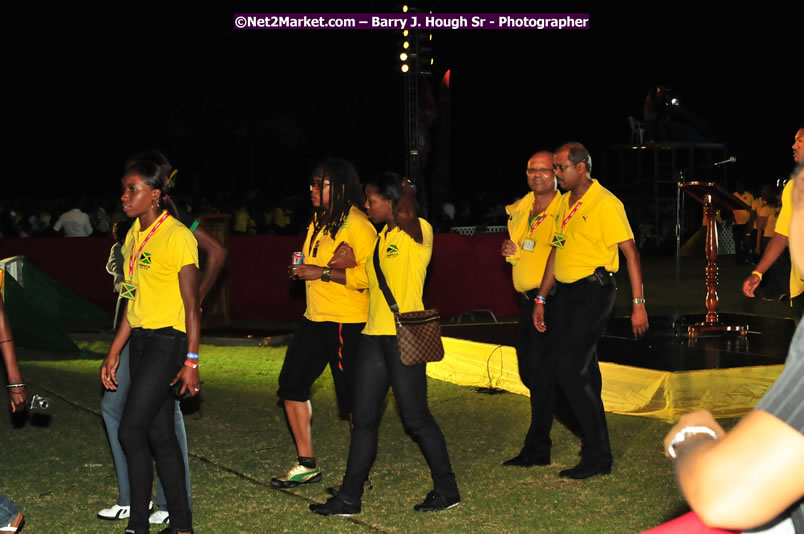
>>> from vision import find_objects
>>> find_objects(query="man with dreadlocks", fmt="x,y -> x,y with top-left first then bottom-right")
272,158 -> 377,489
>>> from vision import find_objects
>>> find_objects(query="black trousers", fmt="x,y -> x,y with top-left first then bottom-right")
340,335 -> 459,501
529,279 -> 614,461
277,318 -> 364,415
119,328 -> 192,533
733,223 -> 751,264
515,296 -> 583,456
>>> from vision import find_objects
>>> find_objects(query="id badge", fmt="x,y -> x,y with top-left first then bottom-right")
550,233 -> 567,248
120,282 -> 137,301
521,239 -> 535,252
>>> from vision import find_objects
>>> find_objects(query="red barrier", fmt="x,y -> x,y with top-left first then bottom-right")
1,234 -> 520,322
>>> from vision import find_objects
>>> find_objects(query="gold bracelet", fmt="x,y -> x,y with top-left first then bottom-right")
751,270 -> 763,280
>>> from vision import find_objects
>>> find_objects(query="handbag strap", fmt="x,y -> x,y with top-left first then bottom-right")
372,236 -> 400,314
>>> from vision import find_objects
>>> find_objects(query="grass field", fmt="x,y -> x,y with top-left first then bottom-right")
5,340 -> 731,533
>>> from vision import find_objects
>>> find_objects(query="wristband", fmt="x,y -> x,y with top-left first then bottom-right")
184,360 -> 200,369
632,297 -> 646,305
535,295 -> 547,305
668,426 -> 718,459
7,383 -> 25,389
751,270 -> 763,281
186,352 -> 199,359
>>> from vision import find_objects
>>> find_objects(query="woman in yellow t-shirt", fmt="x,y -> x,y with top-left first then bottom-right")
310,172 -> 460,517
100,157 -> 199,534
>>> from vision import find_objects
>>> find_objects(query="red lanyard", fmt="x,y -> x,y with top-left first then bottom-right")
560,202 -> 582,232
128,212 -> 170,279
528,212 -> 547,234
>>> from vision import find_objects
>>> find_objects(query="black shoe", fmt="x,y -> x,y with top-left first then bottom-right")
558,458 -> 612,479
502,452 -> 550,467
326,476 -> 373,497
157,529 -> 193,534
310,495 -> 361,516
413,490 -> 461,512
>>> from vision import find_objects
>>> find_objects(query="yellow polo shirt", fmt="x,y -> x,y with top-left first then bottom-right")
553,180 -> 634,283
303,206 -> 377,323
124,212 -> 198,332
752,197 -> 767,229
363,218 -> 433,336
732,191 -> 753,225
505,191 -> 560,293
774,179 -> 803,299
758,204 -> 780,238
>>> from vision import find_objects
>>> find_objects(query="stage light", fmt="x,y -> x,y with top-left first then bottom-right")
401,64 -> 410,73
400,52 -> 408,61
671,97 -> 679,106
403,30 -> 408,36
402,5 -> 408,12
403,41 -> 410,49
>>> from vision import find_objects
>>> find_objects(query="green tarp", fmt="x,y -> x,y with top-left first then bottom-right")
2,261 -> 110,353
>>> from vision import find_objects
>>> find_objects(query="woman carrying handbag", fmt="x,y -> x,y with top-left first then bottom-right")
310,172 -> 460,517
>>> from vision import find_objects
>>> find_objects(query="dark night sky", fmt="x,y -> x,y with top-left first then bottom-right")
7,5 -> 801,207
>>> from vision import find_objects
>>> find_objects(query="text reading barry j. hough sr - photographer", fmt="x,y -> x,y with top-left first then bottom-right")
233,13 -> 590,31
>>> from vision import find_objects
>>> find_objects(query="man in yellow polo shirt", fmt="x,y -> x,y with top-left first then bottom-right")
743,127 -> 804,321
533,142 -> 649,479
500,150 -> 576,468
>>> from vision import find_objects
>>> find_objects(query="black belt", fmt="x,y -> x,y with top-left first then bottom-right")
521,288 -> 541,300
562,268 -> 615,287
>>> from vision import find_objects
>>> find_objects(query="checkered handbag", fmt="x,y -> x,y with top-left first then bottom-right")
372,239 -> 444,366
395,309 -> 444,366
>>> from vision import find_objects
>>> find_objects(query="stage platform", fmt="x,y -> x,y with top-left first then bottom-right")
431,314 -> 794,422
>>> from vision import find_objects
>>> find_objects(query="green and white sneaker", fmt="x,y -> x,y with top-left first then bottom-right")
270,462 -> 322,488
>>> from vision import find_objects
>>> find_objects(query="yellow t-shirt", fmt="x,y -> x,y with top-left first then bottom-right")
752,197 -> 767,229
774,179 -> 804,299
732,191 -> 753,225
124,212 -> 199,332
363,218 -> 433,336
303,206 -> 377,323
505,191 -> 560,293
553,180 -> 634,283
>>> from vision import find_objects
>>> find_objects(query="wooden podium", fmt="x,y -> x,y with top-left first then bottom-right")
679,182 -> 751,337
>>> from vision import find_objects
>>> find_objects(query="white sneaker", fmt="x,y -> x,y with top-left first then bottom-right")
97,501 -> 153,520
149,510 -> 170,524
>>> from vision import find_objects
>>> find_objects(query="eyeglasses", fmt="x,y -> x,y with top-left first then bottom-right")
553,162 -> 576,172
309,179 -> 331,191
526,168 -> 553,176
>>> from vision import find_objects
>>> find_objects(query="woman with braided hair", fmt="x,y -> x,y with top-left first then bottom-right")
272,158 -> 377,490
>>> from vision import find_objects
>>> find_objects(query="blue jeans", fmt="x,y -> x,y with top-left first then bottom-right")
101,339 -> 192,511
0,493 -> 19,526
340,335 -> 459,501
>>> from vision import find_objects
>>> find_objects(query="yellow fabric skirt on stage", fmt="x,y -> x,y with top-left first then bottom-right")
427,337 -> 783,423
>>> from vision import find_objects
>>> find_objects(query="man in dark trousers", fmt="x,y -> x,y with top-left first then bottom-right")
533,142 -> 649,479
500,150 -> 578,467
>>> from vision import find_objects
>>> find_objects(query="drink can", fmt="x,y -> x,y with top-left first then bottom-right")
291,251 -> 304,265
